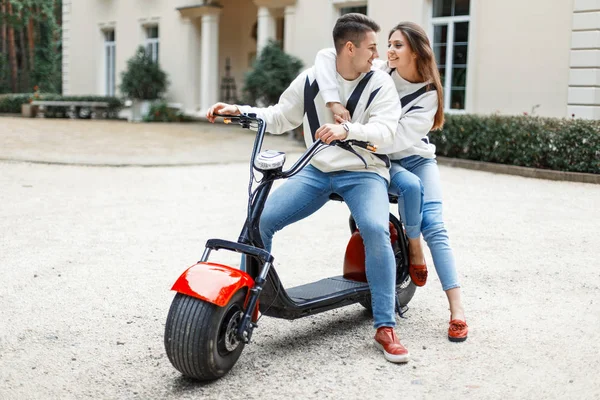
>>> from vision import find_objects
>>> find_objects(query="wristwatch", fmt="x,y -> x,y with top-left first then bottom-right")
342,122 -> 350,134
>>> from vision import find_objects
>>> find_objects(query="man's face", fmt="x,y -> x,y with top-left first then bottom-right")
351,30 -> 379,74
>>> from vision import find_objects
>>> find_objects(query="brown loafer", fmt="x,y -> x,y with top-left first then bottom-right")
448,319 -> 468,342
409,262 -> 428,287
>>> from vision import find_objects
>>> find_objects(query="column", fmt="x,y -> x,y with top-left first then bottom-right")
283,5 -> 295,54
257,6 -> 276,53
62,0 -> 72,95
184,19 -> 200,112
568,1 -> 600,119
200,11 -> 220,111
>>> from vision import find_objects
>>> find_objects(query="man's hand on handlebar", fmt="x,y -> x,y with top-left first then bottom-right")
206,102 -> 240,123
315,123 -> 348,144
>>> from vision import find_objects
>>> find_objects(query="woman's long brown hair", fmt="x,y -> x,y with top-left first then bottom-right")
389,22 -> 444,130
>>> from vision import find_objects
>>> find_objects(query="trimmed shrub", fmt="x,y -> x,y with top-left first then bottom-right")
431,114 -> 600,174
0,94 -> 32,113
120,46 -> 168,100
243,40 -> 303,106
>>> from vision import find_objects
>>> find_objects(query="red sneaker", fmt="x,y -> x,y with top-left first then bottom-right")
448,319 -> 468,342
409,262 -> 428,287
374,327 -> 410,363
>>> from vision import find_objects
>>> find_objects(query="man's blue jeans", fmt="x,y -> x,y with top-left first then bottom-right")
257,164 -> 397,329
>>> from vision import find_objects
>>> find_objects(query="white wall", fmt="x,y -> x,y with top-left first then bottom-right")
287,0 -> 339,68
470,0 -> 574,117
64,0 -> 580,119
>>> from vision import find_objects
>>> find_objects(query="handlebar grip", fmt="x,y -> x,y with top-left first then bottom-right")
339,140 -> 378,152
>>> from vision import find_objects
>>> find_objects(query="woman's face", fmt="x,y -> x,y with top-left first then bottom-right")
387,30 -> 416,71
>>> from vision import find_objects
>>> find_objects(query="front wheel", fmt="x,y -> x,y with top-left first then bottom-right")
164,290 -> 247,381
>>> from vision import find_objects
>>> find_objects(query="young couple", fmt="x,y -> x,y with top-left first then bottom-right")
207,13 -> 467,364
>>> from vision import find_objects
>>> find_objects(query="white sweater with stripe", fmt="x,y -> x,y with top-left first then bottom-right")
237,66 -> 402,182
316,48 -> 438,160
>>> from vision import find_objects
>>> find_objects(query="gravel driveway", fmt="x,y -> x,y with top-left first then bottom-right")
0,118 -> 599,399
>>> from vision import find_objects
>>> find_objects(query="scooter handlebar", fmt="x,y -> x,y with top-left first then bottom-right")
212,113 -> 378,178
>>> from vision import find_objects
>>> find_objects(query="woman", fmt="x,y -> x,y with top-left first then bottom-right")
315,21 -> 468,342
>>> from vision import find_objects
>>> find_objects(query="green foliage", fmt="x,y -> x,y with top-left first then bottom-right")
0,93 -> 123,114
0,54 -> 9,93
430,114 -> 600,174
0,93 -> 30,112
32,11 -> 62,94
143,101 -> 192,123
119,46 -> 168,100
242,40 -> 303,106
0,0 -> 63,94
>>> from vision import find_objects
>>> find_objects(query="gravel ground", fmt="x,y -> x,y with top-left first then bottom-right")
0,118 -> 599,399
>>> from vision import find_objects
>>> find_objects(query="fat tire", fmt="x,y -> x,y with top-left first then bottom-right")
164,290 -> 246,381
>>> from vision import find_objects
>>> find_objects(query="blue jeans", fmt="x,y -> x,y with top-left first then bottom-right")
389,165 -> 423,239
258,165 -> 397,329
390,156 -> 460,291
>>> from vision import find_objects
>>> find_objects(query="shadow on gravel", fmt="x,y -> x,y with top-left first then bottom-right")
168,375 -> 219,392
164,309 -> 374,391
265,308 -> 373,353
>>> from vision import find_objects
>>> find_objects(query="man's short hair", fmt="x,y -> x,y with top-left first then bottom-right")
332,13 -> 380,53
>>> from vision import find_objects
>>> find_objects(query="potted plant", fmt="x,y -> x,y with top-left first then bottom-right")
243,40 -> 303,139
243,40 -> 303,107
21,85 -> 41,117
120,46 -> 168,122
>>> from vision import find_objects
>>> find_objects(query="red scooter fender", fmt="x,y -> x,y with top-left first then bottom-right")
343,222 -> 399,282
171,262 -> 255,307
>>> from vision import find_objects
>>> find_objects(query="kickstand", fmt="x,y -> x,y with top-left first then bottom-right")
396,297 -> 409,319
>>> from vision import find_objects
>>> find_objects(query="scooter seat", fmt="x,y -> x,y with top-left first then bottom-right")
329,192 -> 398,204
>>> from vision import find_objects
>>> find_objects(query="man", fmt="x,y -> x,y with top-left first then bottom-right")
207,13 -> 409,363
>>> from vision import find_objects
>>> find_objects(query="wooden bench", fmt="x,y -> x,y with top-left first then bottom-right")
30,100 -> 113,119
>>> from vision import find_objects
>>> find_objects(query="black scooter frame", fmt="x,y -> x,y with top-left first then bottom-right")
202,114 -> 410,343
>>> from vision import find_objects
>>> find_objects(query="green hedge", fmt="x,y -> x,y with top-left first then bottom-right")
0,94 -> 32,113
430,114 -> 600,174
0,93 -> 123,114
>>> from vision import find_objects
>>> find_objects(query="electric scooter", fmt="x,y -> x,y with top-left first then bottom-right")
164,113 -> 417,381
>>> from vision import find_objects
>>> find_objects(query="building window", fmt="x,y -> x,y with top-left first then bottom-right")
145,26 -> 159,63
431,0 -> 470,110
340,6 -> 367,15
104,30 -> 116,96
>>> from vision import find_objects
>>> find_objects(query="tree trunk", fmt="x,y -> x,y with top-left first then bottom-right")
1,0 -> 6,56
19,13 -> 29,91
28,11 -> 35,71
7,1 -> 18,92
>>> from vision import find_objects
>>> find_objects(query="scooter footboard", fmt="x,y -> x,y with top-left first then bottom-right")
171,262 -> 255,307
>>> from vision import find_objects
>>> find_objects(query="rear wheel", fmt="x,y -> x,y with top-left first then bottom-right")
164,290 -> 247,381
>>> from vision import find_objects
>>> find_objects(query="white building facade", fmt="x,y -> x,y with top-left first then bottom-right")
62,0 -> 600,119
